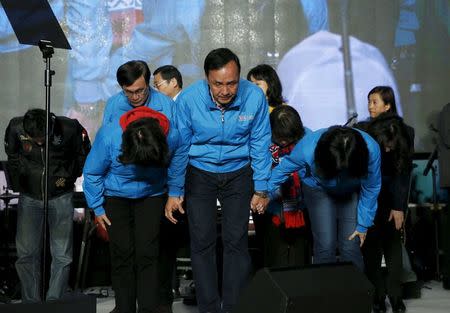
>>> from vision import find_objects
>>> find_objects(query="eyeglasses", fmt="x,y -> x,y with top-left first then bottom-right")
123,87 -> 148,98
153,80 -> 168,89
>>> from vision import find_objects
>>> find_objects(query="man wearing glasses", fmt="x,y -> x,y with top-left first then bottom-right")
153,65 -> 183,101
102,60 -> 174,126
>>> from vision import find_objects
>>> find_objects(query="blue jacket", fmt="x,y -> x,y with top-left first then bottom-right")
176,79 -> 272,191
268,128 -> 381,232
102,88 -> 175,125
82,120 -> 187,216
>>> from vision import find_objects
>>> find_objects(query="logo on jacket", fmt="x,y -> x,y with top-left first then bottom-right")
22,142 -> 32,153
52,135 -> 62,145
238,114 -> 254,122
55,178 -> 66,188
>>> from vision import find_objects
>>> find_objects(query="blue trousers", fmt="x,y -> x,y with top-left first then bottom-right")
302,184 -> 364,271
15,192 -> 74,303
186,165 -> 253,313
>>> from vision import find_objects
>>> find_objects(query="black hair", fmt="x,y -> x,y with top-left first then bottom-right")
204,48 -> 241,76
118,118 -> 169,167
270,105 -> 305,146
368,86 -> 398,115
153,65 -> 183,88
117,60 -> 151,87
247,64 -> 284,108
23,108 -> 47,139
314,126 -> 369,179
367,112 -> 413,174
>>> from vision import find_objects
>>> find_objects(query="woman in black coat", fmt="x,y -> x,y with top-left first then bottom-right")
357,86 -> 414,313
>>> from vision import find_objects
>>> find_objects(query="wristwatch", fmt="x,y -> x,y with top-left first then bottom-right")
254,191 -> 268,198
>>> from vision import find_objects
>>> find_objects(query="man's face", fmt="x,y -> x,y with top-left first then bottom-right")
122,75 -> 149,107
207,61 -> 239,106
153,73 -> 178,99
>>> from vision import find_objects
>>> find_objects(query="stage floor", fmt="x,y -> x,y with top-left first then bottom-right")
94,280 -> 450,313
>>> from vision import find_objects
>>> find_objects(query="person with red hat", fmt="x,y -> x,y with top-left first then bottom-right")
82,106 -> 187,313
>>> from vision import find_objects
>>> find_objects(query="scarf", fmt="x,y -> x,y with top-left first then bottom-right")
270,143 -> 305,229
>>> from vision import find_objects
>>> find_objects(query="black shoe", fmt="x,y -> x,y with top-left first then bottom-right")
372,297 -> 387,313
389,296 -> 406,313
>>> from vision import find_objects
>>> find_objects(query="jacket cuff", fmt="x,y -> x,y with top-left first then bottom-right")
93,206 -> 105,217
356,224 -> 368,233
168,185 -> 184,197
254,180 -> 268,192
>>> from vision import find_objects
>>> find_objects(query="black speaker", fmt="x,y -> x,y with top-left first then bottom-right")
1,292 -> 96,313
233,263 -> 374,313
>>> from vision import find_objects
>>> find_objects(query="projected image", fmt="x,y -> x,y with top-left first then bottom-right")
0,0 -> 449,153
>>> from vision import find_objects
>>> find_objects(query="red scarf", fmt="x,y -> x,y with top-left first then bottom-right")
270,143 -> 305,229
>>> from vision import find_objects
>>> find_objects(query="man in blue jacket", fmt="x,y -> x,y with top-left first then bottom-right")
102,60 -> 175,126
166,48 -> 272,313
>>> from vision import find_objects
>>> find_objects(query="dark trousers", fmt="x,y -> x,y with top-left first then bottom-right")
186,165 -> 253,313
158,215 -> 190,305
105,195 -> 165,313
264,221 -> 310,268
363,217 -> 403,299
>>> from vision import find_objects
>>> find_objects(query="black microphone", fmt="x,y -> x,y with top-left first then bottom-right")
344,113 -> 358,127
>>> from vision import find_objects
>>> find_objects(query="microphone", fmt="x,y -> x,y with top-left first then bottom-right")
344,113 -> 358,127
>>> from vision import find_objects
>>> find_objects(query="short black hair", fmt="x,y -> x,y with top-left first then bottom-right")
117,60 -> 151,87
153,65 -> 183,88
23,109 -> 47,139
247,64 -> 284,108
314,126 -> 369,179
270,105 -> 305,146
204,48 -> 241,76
368,86 -> 398,114
118,118 -> 169,167
367,112 -> 413,174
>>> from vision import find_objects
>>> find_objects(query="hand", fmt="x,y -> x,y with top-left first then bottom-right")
95,214 -> 111,231
250,193 -> 269,215
388,210 -> 404,230
165,196 -> 185,224
348,230 -> 367,247
73,208 -> 85,223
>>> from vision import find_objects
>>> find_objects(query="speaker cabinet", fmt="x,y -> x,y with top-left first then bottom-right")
233,263 -> 374,313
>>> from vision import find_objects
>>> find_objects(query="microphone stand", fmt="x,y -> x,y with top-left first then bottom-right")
340,0 -> 357,120
423,144 -> 442,280
38,39 -> 55,301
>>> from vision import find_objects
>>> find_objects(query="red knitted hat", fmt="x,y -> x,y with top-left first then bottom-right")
119,106 -> 170,136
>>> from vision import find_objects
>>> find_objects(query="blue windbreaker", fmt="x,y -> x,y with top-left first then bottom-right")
268,128 -> 381,232
175,79 -> 272,191
102,88 -> 175,125
83,119 -> 187,216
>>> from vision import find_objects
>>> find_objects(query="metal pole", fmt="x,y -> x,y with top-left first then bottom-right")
340,0 -> 357,119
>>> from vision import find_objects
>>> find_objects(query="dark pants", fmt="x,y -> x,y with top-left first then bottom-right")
264,221 -> 310,268
186,165 -> 253,313
158,214 -> 190,305
363,217 -> 403,299
105,195 -> 165,313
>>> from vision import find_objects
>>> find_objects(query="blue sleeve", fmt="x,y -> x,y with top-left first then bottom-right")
166,127 -> 189,196
268,141 -> 308,199
82,128 -> 112,216
173,95 -> 192,193
249,94 -> 272,191
356,135 -> 382,233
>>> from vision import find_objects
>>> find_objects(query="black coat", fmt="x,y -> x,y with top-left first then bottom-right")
4,114 -> 91,200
